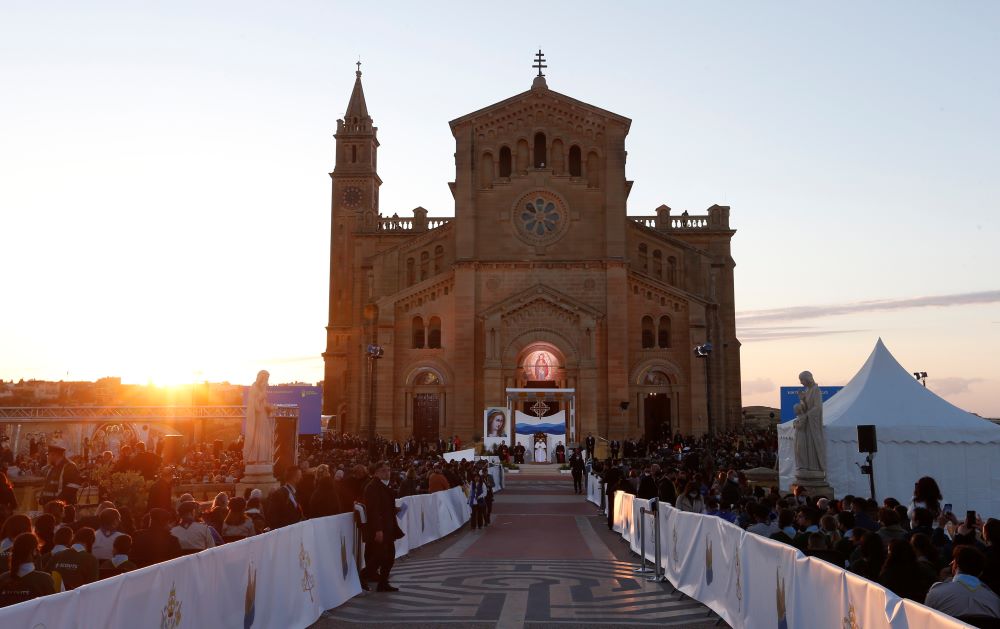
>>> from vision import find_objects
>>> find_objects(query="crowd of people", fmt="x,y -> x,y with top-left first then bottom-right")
598,459 -> 1000,624
0,432 -> 498,607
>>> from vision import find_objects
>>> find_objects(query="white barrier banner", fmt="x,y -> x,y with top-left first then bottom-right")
1,486 -> 475,628
0,512 -> 361,629
442,448 -> 476,462
586,474 -> 602,509
489,465 -> 503,491
615,496 -> 970,629
394,486 -> 468,559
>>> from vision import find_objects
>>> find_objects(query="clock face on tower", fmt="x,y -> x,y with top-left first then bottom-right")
342,186 -> 362,208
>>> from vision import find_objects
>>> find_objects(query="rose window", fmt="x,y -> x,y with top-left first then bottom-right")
521,197 -> 561,236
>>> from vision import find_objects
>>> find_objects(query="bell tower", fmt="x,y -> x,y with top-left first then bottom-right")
323,63 -> 381,421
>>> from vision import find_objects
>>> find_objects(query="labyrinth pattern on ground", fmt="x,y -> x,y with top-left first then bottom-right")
322,558 -> 719,626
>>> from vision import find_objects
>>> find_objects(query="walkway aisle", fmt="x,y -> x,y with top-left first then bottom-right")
317,471 -> 721,628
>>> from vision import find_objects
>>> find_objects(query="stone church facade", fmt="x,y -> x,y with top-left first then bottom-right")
322,64 -> 741,448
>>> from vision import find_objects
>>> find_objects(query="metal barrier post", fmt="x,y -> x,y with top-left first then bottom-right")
634,505 -> 651,574
646,500 -> 667,582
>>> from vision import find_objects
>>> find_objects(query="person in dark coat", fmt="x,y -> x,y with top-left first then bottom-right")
585,434 -> 596,461
362,461 -> 404,592
308,474 -> 342,518
879,539 -> 935,603
657,471 -> 677,506
128,443 -> 161,481
604,464 -> 622,531
266,467 -> 304,530
636,467 -> 658,500
147,472 -> 173,514
570,453 -> 585,494
131,509 -> 182,568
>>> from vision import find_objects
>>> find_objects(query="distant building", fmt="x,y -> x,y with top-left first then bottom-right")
742,405 -> 779,429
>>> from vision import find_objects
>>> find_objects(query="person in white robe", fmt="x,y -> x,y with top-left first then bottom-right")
534,440 -> 548,463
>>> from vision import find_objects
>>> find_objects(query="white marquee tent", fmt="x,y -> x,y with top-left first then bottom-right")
779,339 -> 1000,516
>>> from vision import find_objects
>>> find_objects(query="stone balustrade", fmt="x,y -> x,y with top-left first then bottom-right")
629,203 -> 731,231
376,215 -> 452,232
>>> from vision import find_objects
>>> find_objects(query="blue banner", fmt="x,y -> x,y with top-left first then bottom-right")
243,385 -> 323,434
779,386 -> 842,422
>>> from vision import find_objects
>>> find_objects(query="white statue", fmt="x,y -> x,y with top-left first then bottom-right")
534,439 -> 548,463
793,371 -> 826,478
244,370 -> 274,466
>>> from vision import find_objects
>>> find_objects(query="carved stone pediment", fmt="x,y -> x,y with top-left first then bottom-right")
479,284 -> 604,323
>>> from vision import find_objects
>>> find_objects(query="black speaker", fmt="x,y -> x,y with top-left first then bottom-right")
160,434 -> 186,465
271,416 -> 300,480
857,425 -> 877,453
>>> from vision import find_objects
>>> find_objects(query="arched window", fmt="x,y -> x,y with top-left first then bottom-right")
516,139 -> 529,173
652,250 -> 663,280
420,251 -> 429,281
412,316 -> 425,349
568,145 -> 582,177
658,316 -> 671,348
638,243 -> 648,272
428,316 -> 442,349
433,245 -> 444,273
351,145 -> 357,163
533,132 -> 547,168
498,146 -> 512,178
641,316 -> 654,349
406,258 -> 415,286
480,152 -> 494,188
667,256 -> 678,285
586,151 -> 600,187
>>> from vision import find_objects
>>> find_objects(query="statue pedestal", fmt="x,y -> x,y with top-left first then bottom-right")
237,463 -> 279,498
793,471 -> 834,499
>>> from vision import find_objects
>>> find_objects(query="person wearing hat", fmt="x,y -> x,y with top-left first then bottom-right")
37,442 -> 82,507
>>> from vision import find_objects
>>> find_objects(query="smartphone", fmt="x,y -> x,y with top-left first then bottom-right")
966,510 -> 977,527
943,503 -> 953,514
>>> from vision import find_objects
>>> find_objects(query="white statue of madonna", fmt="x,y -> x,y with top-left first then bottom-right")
244,370 -> 274,466
534,439 -> 548,463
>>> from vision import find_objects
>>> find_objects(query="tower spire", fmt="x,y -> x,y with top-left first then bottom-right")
345,60 -> 369,120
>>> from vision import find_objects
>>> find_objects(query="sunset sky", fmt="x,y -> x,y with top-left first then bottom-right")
1,2 -> 997,415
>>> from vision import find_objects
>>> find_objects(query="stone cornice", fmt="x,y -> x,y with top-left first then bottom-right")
628,273 -> 709,309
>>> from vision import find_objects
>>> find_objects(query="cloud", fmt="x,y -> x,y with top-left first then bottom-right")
927,377 -> 985,397
737,326 -> 868,342
742,378 -> 776,396
737,290 -> 1000,325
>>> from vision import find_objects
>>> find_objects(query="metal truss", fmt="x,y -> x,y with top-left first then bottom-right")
0,405 -> 299,424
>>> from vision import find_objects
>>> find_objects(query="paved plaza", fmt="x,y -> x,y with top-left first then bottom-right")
316,471 -> 723,628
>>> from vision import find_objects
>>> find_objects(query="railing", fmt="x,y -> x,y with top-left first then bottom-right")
629,215 -> 711,230
377,217 -> 414,231
377,217 -> 452,232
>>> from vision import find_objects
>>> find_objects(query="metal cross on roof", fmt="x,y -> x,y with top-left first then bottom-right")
533,49 -> 547,77
530,399 -> 550,418
356,58 -> 362,73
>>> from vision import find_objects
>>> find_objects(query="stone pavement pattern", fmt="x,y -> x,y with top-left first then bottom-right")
315,470 -> 724,628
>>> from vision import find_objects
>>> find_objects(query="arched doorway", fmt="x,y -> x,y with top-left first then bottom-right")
637,368 -> 676,443
408,368 -> 445,442
644,393 -> 671,442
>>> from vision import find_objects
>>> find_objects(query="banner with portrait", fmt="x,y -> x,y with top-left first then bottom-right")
483,407 -> 511,452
